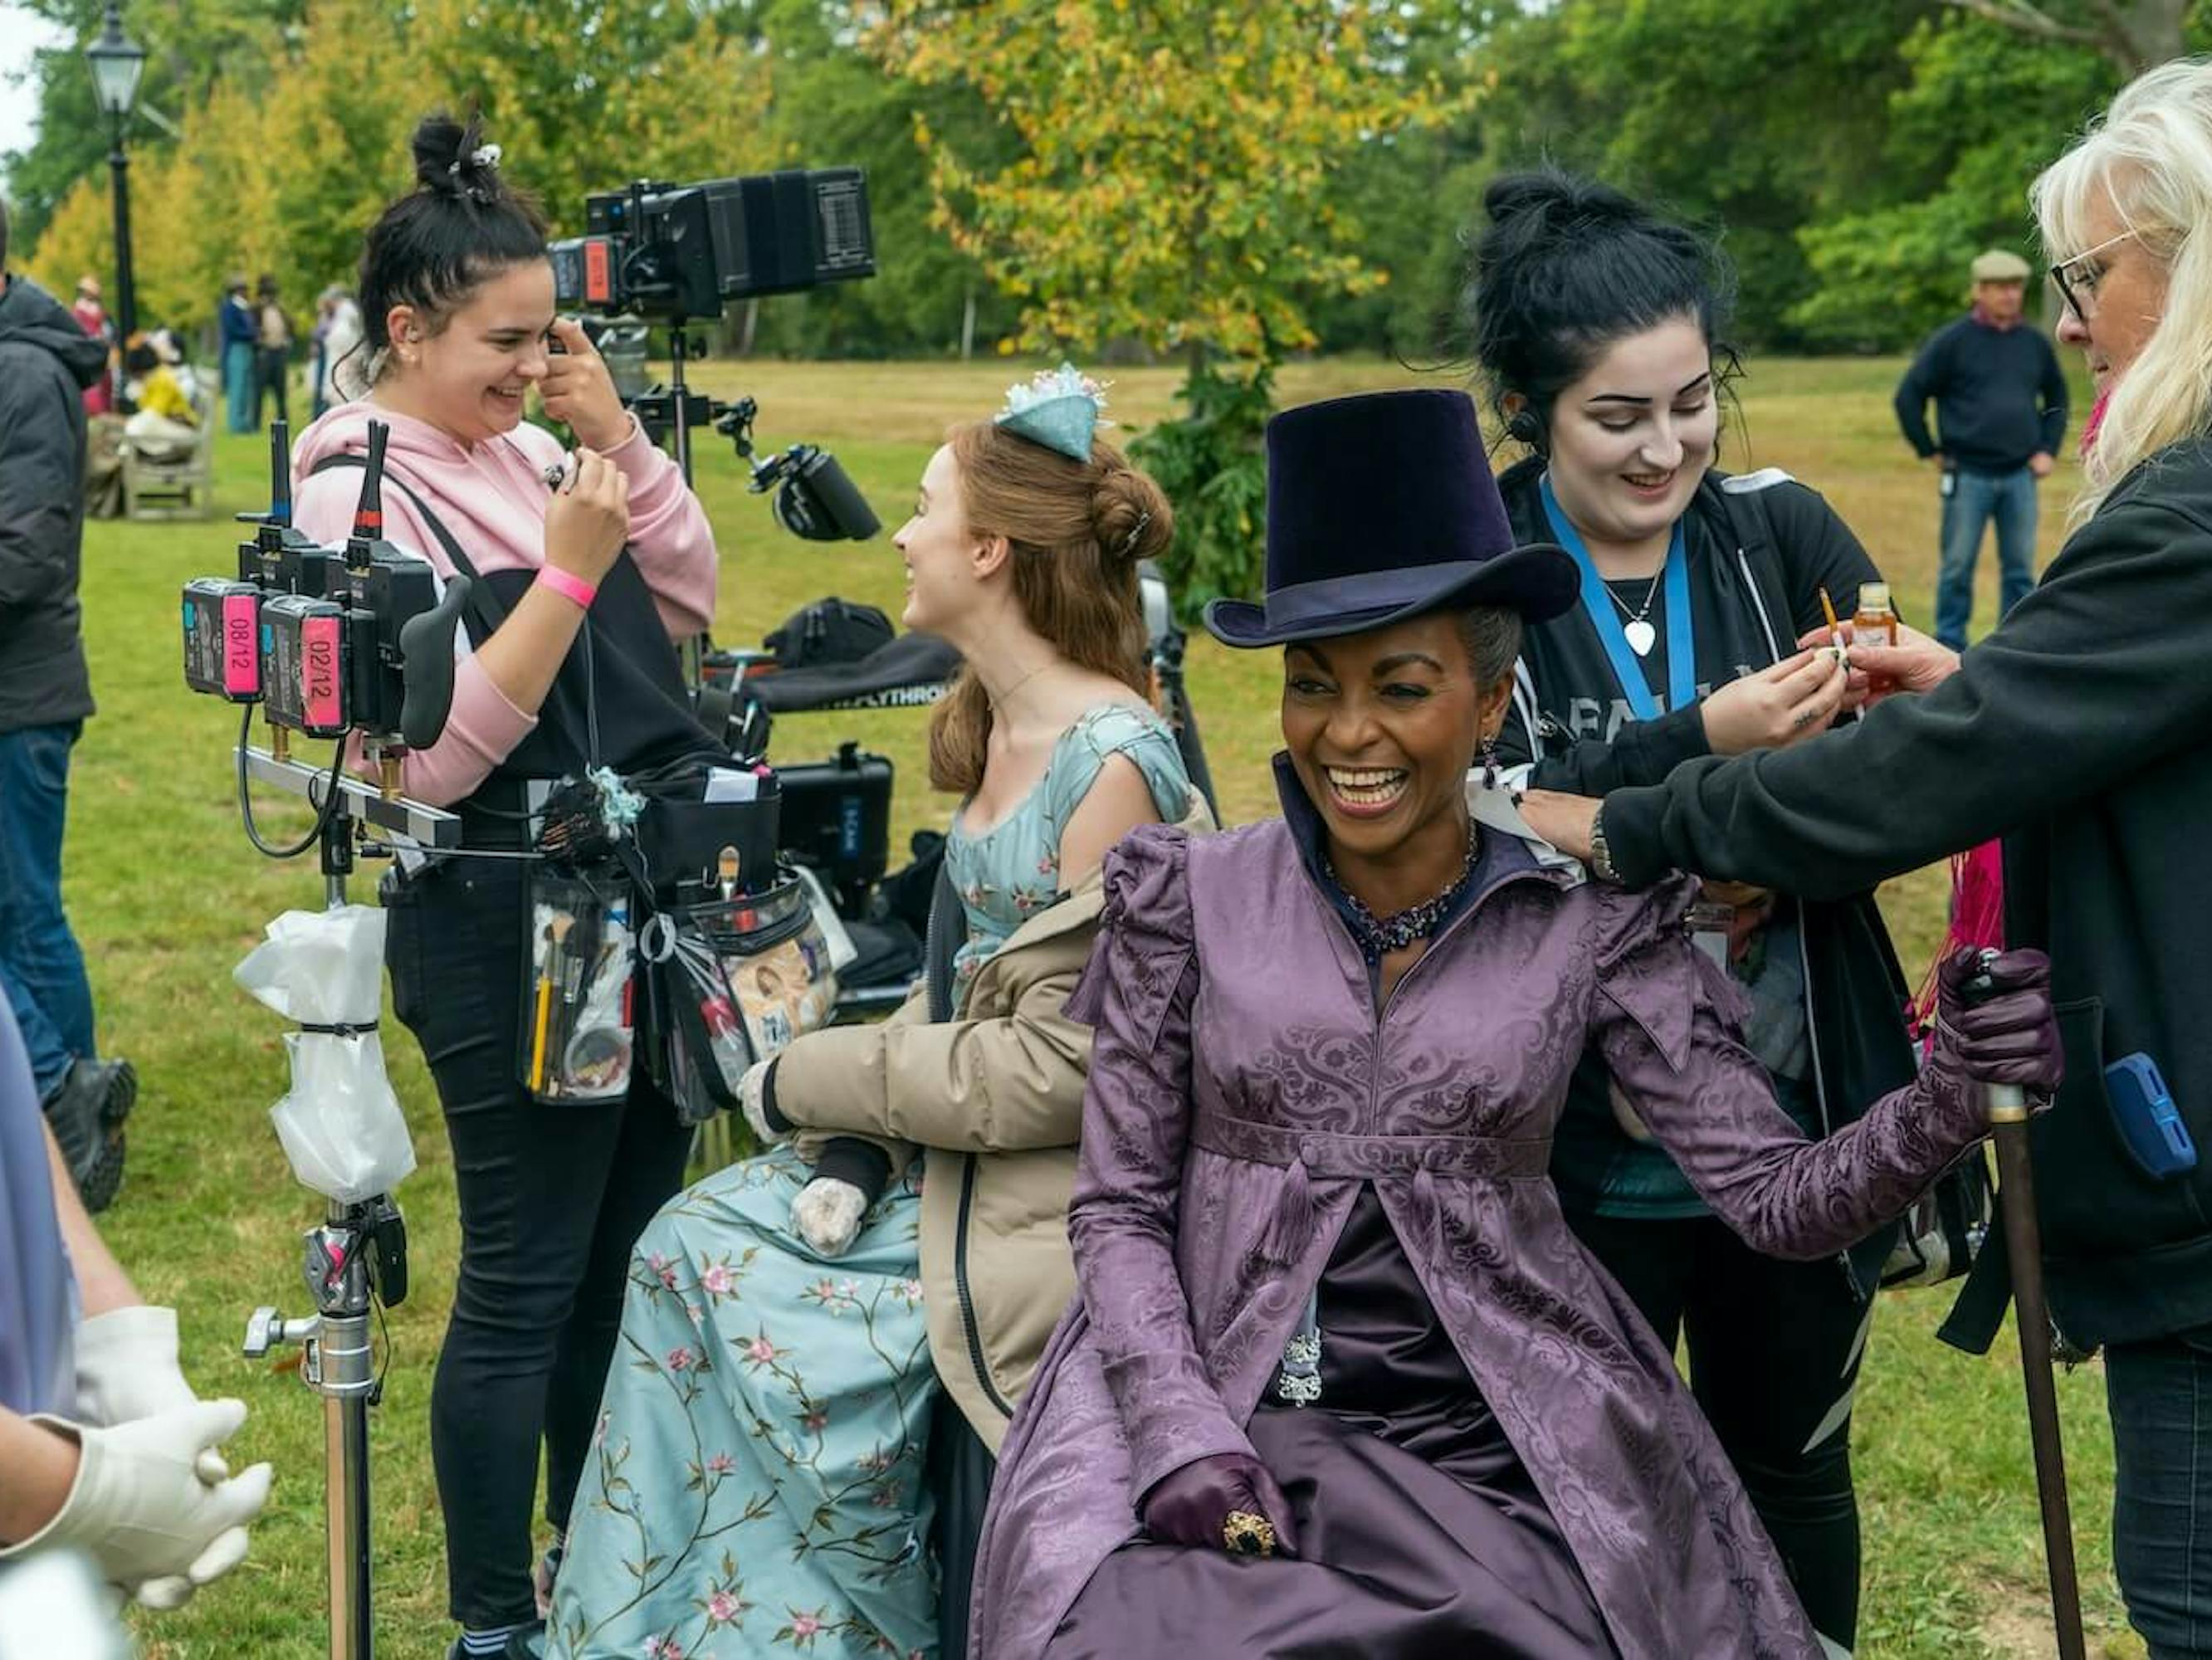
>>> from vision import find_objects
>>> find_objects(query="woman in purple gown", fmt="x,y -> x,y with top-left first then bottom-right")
966,390 -> 2063,1660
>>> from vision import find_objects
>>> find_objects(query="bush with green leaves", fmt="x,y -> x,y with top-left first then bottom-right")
1132,359 -> 1276,622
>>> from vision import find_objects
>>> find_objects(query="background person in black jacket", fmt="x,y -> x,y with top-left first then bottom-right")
1892,249 -> 2070,651
1468,170 -> 1905,1654
0,198 -> 136,1215
1524,59 -> 2212,1660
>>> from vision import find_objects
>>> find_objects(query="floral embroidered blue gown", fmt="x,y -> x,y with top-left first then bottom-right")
546,706 -> 1187,1660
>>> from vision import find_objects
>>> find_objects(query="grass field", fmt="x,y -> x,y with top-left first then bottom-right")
71,354 -> 2136,1658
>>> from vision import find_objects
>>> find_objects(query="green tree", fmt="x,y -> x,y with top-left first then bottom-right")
24,0 -> 777,344
1788,16 -> 2124,349
3,0 -> 310,251
868,0 -> 1471,608
1481,0 -> 1929,350
728,0 -> 1018,360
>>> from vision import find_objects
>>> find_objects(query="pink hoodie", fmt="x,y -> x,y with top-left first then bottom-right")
291,402 -> 716,806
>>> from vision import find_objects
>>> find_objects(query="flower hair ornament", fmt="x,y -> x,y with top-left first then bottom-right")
994,363 -> 1111,461
451,143 -> 502,178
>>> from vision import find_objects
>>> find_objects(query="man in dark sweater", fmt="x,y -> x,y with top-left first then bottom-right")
0,200 -> 136,1211
1893,249 -> 2070,647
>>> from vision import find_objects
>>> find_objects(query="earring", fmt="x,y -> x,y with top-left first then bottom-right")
1480,734 -> 1500,793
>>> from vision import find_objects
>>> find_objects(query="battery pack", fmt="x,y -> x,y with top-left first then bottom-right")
261,593 -> 351,737
182,579 -> 265,701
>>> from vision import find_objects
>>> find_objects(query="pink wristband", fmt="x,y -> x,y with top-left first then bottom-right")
536,565 -> 597,611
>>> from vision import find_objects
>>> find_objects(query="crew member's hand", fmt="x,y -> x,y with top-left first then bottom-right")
76,1307 -> 196,1428
1516,791 -> 1601,864
1696,649 -> 1848,755
2029,451 -> 2057,480
0,1400 -> 273,1610
791,1176 -> 868,1257
538,317 -> 631,451
543,447 -> 630,588
1843,622 -> 1960,710
1140,1452 -> 1299,1558
1931,949 -> 2063,1097
74,1307 -> 229,1485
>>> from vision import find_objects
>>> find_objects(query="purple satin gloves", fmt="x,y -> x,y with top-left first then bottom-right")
1931,947 -> 2063,1096
1140,1452 -> 1301,1559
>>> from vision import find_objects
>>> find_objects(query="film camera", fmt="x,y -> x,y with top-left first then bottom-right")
550,170 -> 881,545
549,170 -> 875,320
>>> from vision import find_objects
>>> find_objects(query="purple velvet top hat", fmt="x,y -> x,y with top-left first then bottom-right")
1203,388 -> 1577,648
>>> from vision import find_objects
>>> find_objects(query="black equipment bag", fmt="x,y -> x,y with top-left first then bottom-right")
764,597 -> 896,670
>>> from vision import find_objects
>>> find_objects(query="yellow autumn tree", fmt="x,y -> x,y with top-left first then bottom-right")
867,0 -> 1473,605
27,0 -> 770,348
871,0 -> 1467,361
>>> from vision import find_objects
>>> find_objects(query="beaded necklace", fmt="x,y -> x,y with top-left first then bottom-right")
1326,827 -> 1481,959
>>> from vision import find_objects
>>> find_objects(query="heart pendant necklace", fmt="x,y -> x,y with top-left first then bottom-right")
1608,568 -> 1666,658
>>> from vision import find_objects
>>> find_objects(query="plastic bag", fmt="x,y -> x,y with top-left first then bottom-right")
641,872 -> 838,1125
235,905 -> 417,1203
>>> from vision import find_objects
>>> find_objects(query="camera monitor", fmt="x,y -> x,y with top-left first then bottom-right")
554,168 -> 876,320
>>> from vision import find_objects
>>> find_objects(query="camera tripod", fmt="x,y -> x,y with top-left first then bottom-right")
235,740 -> 458,1660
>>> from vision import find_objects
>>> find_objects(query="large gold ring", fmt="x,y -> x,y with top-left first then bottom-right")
1221,1509 -> 1277,1558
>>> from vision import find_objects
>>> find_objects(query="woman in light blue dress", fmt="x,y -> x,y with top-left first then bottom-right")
545,374 -> 1203,1659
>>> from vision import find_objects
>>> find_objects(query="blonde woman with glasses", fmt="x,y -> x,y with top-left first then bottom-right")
1521,57 -> 2212,1657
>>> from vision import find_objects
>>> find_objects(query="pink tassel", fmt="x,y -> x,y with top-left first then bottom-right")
1264,1156 -> 1315,1266
1909,841 -> 2006,1057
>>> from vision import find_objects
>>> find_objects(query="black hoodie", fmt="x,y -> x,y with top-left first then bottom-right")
1601,432 -> 2212,1353
0,273 -> 105,733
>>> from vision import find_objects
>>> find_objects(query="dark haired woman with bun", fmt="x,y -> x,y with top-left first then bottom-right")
289,111 -> 720,1660
1468,168 -> 1910,1653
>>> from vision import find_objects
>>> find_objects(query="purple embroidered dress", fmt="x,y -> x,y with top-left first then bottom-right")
968,774 -> 1992,1660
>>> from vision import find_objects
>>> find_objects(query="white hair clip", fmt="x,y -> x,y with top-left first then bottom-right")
451,143 -> 502,177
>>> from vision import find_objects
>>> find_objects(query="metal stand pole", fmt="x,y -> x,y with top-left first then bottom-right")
667,322 -> 693,486
236,747 -> 447,1660
106,120 -> 136,341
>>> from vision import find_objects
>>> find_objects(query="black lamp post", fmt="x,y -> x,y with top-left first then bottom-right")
83,2 -> 146,340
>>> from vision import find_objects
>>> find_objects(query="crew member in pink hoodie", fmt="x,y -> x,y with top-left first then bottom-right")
290,111 -> 719,1660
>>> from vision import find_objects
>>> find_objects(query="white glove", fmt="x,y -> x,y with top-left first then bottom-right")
791,1177 -> 868,1258
0,1399 -> 273,1609
739,1062 -> 782,1145
76,1306 -> 195,1426
76,1306 -> 230,1484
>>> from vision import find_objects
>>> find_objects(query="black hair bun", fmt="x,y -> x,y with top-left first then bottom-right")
410,110 -> 499,202
1483,169 -> 1644,239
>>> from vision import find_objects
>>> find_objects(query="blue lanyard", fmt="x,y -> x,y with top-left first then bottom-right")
1540,474 -> 1693,722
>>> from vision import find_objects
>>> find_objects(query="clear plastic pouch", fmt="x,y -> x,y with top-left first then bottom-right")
642,872 -> 839,1125
519,867 -> 637,1105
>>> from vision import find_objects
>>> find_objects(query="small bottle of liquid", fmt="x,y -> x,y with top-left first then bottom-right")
1852,582 -> 1898,648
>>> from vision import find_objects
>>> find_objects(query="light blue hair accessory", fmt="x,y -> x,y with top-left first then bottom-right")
994,363 -> 1111,461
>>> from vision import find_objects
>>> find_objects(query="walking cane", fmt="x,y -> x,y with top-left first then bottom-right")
1969,950 -> 2087,1660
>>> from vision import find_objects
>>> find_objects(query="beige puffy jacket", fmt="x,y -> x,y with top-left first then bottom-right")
774,788 -> 1213,1450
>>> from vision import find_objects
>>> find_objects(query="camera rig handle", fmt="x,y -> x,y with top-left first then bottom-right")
396,576 -> 471,751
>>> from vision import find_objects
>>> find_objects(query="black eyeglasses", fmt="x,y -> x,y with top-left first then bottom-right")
2048,229 -> 2136,324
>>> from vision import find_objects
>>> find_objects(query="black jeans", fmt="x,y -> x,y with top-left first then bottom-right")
254,346 -> 289,428
1566,1208 -> 1869,1650
386,858 -> 692,1628
2109,1322 -> 2212,1658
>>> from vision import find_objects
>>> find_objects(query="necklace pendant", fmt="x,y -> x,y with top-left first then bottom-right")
1623,618 -> 1658,658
